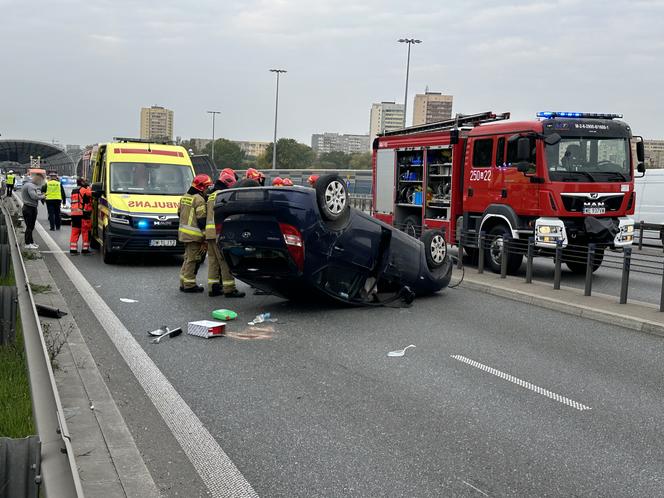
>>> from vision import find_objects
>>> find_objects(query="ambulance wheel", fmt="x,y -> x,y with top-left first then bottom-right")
485,225 -> 522,274
564,247 -> 604,274
421,230 -> 447,270
316,174 -> 349,222
102,229 -> 117,264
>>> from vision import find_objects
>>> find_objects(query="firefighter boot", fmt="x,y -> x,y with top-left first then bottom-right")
208,284 -> 223,297
224,289 -> 246,298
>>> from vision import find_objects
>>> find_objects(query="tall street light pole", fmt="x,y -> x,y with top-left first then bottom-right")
398,38 -> 421,127
269,69 -> 287,170
207,110 -> 221,166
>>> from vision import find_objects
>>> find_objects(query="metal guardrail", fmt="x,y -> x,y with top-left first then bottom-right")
1,198 -> 84,497
349,194 -> 372,213
458,229 -> 664,311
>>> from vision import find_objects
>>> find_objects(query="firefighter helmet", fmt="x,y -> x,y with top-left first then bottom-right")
245,168 -> 262,181
220,168 -> 236,180
192,174 -> 213,191
307,174 -> 319,186
219,170 -> 237,188
282,178 -> 294,186
272,176 -> 284,186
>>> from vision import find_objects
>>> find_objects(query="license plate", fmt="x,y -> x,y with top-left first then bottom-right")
583,207 -> 606,215
149,239 -> 177,247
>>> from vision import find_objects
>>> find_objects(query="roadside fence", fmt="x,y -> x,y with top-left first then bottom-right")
458,229 -> 664,311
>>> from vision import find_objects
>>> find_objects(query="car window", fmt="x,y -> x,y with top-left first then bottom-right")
472,139 -> 493,168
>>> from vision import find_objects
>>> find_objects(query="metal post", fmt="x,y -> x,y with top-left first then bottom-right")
500,235 -> 509,279
270,68 -> 287,170
206,110 -> 220,166
457,232 -> 464,270
553,240 -> 562,290
477,231 -> 485,274
584,244 -> 595,296
660,261 -> 664,312
398,38 -> 421,127
620,247 -> 631,304
525,237 -> 534,284
638,221 -> 644,251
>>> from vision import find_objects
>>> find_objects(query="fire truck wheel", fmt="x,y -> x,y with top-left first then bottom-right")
564,247 -> 604,274
403,215 -> 421,238
316,174 -> 349,222
421,230 -> 447,270
486,225 -> 522,274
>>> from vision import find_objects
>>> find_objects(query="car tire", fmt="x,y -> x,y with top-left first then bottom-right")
421,230 -> 447,270
315,174 -> 349,222
102,229 -> 116,264
485,225 -> 522,274
564,247 -> 604,274
403,215 -> 421,238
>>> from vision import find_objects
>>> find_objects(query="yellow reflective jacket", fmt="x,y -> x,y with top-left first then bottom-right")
45,180 -> 63,201
6,174 -> 15,185
205,191 -> 218,240
178,192 -> 206,242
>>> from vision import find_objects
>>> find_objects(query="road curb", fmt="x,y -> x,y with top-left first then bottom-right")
9,197 -> 161,498
462,274 -> 664,337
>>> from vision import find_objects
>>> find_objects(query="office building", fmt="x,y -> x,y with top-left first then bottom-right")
369,102 -> 405,148
232,140 -> 270,158
644,139 -> 664,169
412,92 -> 453,126
311,133 -> 370,156
140,105 -> 174,141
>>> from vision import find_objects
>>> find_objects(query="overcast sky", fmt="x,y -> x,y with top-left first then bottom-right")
2,0 -> 663,147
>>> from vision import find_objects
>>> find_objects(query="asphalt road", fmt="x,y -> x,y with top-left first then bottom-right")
35,210 -> 664,497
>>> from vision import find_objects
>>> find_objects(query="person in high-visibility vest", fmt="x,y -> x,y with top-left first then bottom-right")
5,170 -> 15,197
80,180 -> 93,253
68,178 -> 86,254
178,174 -> 213,292
43,172 -> 66,231
205,169 -> 245,298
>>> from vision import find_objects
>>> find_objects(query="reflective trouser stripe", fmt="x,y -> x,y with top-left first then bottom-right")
208,279 -> 220,284
222,280 -> 235,287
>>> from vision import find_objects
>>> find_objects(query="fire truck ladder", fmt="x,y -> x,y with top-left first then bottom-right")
380,111 -> 511,137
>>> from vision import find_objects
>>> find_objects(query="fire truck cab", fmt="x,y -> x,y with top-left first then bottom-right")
372,111 -> 646,274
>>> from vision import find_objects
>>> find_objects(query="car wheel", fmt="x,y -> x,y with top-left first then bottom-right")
485,225 -> 522,274
421,230 -> 447,270
316,174 -> 349,221
403,215 -> 421,238
564,247 -> 604,274
102,229 -> 116,264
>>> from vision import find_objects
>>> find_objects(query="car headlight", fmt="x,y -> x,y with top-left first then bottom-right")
110,211 -> 131,225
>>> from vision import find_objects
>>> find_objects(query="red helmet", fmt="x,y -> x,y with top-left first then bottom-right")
282,178 -> 294,186
220,168 -> 236,179
192,174 -> 213,191
219,170 -> 237,188
272,176 -> 284,186
307,174 -> 319,186
245,168 -> 262,181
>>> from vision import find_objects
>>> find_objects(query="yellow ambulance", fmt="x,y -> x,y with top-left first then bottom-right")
90,140 -> 196,263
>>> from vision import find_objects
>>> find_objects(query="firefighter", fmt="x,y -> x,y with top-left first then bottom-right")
178,174 -> 213,293
272,176 -> 284,187
307,174 -> 319,187
80,179 -> 93,252
245,168 -> 266,186
68,178 -> 89,255
5,170 -> 15,197
282,178 -> 294,186
43,172 -> 66,231
205,170 -> 245,298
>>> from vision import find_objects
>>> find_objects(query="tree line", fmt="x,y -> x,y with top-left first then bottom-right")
180,138 -> 371,170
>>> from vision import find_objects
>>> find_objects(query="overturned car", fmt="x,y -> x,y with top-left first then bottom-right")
214,174 -> 453,305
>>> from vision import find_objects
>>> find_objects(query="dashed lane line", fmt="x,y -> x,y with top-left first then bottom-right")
451,354 -> 592,411
35,221 -> 259,497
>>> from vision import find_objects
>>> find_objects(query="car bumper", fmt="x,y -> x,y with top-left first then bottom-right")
106,223 -> 184,253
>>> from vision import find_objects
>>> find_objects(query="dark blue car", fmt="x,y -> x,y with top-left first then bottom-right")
214,174 -> 452,305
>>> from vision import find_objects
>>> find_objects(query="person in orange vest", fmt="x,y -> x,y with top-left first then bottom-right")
80,180 -> 93,254
69,178 -> 90,255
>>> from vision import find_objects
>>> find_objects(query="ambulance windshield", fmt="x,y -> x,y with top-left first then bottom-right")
110,163 -> 194,194
545,137 -> 631,182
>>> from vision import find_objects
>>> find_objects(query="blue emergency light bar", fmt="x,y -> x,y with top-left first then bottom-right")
537,111 -> 623,119
136,219 -> 149,230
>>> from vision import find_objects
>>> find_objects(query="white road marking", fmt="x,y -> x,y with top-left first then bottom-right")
462,480 -> 490,497
35,222 -> 258,497
451,354 -> 592,411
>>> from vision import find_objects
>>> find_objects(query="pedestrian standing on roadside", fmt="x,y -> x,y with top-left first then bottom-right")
205,169 -> 245,298
43,172 -> 66,231
5,170 -> 15,197
21,171 -> 46,249
178,174 -> 213,293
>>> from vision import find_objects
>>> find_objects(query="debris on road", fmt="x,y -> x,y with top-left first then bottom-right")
188,320 -> 226,338
148,326 -> 176,337
211,309 -> 238,321
387,344 -> 416,357
151,327 -> 183,344
248,312 -> 277,326
227,325 -> 274,341
120,298 -> 138,303
36,303 -> 68,318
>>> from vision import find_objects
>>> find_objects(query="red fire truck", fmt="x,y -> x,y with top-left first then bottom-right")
372,111 -> 646,274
